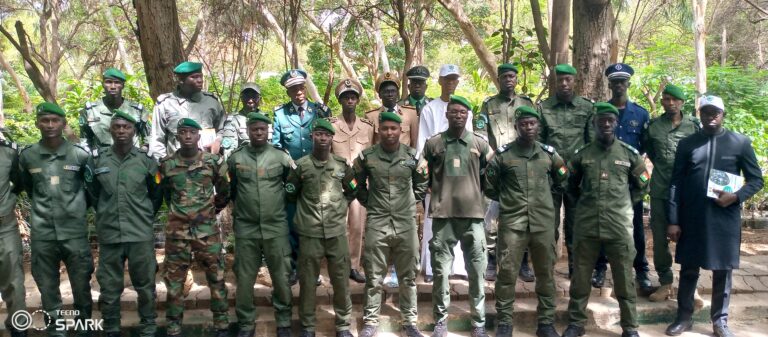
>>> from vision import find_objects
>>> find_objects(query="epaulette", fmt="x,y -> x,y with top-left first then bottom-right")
202,91 -> 220,101
473,131 -> 486,139
274,105 -> 283,111
332,154 -> 347,165
579,96 -> 596,104
482,96 -> 493,104
360,146 -> 376,161
19,144 -> 33,154
365,108 -> 381,115
231,145 -> 247,155
85,101 -> 94,110
538,142 -> 555,155
496,143 -> 511,154
0,139 -> 17,150
574,143 -> 591,154
406,146 -> 417,158
327,116 -> 339,123
73,143 -> 90,154
130,102 -> 144,111
156,93 -> 172,104
91,148 -> 99,158
401,105 -> 417,112
359,117 -> 374,127
517,95 -> 533,102
619,141 -> 640,155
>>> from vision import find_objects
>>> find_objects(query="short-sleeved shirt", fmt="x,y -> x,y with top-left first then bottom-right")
474,93 -> 534,149
331,116 -> 374,165
642,113 -> 700,199
149,90 -> 226,160
538,95 -> 594,162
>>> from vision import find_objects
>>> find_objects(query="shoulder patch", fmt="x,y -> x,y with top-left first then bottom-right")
619,141 -> 640,155
574,143 -> 591,154
538,142 -> 555,155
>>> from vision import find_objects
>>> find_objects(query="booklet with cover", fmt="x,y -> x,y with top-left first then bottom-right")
707,169 -> 744,199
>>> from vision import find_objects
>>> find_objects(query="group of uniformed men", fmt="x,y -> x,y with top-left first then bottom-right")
0,58 -> 762,337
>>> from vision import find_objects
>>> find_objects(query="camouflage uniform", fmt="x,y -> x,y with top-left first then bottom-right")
160,151 -> 230,335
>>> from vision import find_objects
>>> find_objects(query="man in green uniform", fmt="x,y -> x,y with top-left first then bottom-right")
475,63 -> 536,283
538,63 -> 594,278
221,83 -> 263,157
87,111 -> 162,337
354,111 -> 428,337
79,68 -> 149,151
398,65 -> 432,114
228,112 -> 294,337
0,132 -> 27,337
285,119 -> 356,337
561,102 -> 648,337
484,106 -> 566,337
421,95 -> 492,337
159,118 -> 230,337
641,84 -> 701,302
150,61 -> 226,160
19,102 -> 94,337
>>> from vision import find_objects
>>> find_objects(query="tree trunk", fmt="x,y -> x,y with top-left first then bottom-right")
438,0 -> 499,88
0,51 -> 33,113
549,0 -> 571,93
720,26 -> 727,66
103,3 -> 133,73
573,0 -> 614,100
693,0 -> 707,110
530,0 -> 551,67
134,0 -> 184,100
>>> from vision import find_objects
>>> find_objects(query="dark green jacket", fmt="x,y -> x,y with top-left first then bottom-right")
0,139 -> 21,235
538,95 -> 594,163
642,113 -> 700,199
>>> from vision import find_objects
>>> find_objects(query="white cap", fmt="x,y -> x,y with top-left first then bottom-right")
439,64 -> 460,77
698,95 -> 725,111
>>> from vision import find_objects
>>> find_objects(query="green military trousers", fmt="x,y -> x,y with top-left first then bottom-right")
495,226 -> 557,325
429,218 -> 487,327
164,236 -> 228,335
97,241 -> 157,336
568,235 -> 638,331
31,237 -> 94,337
650,198 -> 674,286
297,234 -> 352,332
362,222 -> 420,326
234,236 -> 293,330
0,215 -> 26,331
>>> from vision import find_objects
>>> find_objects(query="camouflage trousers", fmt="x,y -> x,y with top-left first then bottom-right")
164,235 -> 228,334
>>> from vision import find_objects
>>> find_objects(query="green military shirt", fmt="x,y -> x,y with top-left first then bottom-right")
79,98 -> 148,149
160,151 -> 229,239
420,131 -> 492,219
398,96 -> 432,115
642,113 -> 700,199
475,93 -> 534,149
538,95 -> 594,163
19,140 -> 90,240
484,141 -> 567,232
87,147 -> 162,243
352,144 -> 428,233
285,154 -> 356,239
227,144 -> 293,239
0,139 -> 21,235
567,140 -> 649,240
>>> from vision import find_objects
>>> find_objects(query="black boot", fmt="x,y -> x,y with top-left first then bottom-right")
485,254 -> 497,281
591,269 -> 606,288
519,252 -> 535,282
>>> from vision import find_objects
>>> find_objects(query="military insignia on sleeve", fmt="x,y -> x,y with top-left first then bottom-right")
403,158 -> 416,167
474,115 -> 488,130
639,171 -> 650,183
84,166 -> 93,183
155,171 -> 162,184
348,178 -> 358,190
285,183 -> 296,193
557,166 -> 567,176
486,167 -> 496,178
416,158 -> 429,178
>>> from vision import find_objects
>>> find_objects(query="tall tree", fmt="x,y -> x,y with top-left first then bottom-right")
549,0 -> 571,92
573,0 -> 615,100
133,0 -> 185,100
693,0 -> 708,105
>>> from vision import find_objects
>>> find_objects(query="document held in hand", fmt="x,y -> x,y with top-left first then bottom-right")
707,169 -> 744,199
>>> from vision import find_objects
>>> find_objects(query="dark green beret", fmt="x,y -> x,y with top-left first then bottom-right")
280,69 -> 308,88
554,64 -> 577,75
246,112 -> 272,125
102,67 -> 126,81
177,118 -> 202,130
594,102 -> 619,117
379,111 -> 402,124
36,102 -> 66,117
515,105 -> 540,120
448,95 -> 472,111
173,62 -> 203,74
497,63 -> 518,75
663,84 -> 685,100
111,109 -> 137,124
312,118 -> 335,135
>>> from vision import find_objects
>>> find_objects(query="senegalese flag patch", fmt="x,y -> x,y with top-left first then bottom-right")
557,166 -> 567,176
348,178 -> 358,190
639,171 -> 650,183
155,171 -> 162,184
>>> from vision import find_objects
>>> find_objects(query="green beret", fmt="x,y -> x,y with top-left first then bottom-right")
498,63 -> 518,75
111,110 -> 137,124
312,118 -> 335,135
594,102 -> 619,117
515,105 -> 540,120
102,67 -> 126,81
177,118 -> 202,130
35,102 -> 66,117
173,62 -> 203,74
663,84 -> 686,100
554,64 -> 577,75
448,95 -> 472,111
379,111 -> 402,124
246,112 -> 272,125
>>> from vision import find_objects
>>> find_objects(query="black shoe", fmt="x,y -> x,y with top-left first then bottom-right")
470,326 -> 488,337
496,324 -> 513,337
665,319 -> 693,336
713,323 -> 734,337
431,321 -> 447,337
237,329 -> 255,337
621,331 -> 640,337
561,324 -> 585,337
359,324 -> 378,337
276,327 -> 292,337
519,263 -> 535,282
485,261 -> 497,282
215,329 -> 230,337
424,275 -> 433,283
636,271 -> 652,291
350,269 -> 366,283
299,330 -> 315,337
402,325 -> 424,337
336,330 -> 353,337
289,270 -> 298,286
536,324 -> 560,337
591,269 -> 606,288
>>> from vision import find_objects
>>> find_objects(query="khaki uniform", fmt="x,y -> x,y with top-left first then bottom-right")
87,146 -> 162,336
565,140 -> 649,331
353,144 -> 428,326
366,105 -> 419,147
285,154 -> 356,332
420,131 -> 492,327
149,90 -> 226,160
0,140 -> 26,333
484,141 -> 567,325
331,116 -> 374,270
227,144 -> 294,330
79,98 -> 149,150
